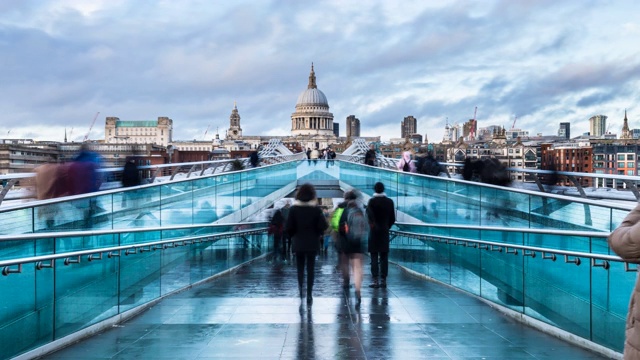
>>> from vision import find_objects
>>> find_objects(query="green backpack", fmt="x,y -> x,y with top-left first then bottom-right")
330,207 -> 344,231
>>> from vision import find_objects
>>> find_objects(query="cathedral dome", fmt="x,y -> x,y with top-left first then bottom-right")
296,88 -> 328,107
295,63 -> 329,108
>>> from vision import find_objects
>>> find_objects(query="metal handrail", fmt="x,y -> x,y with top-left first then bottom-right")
1,226 -> 268,275
0,154 -> 304,205
394,222 -> 611,238
0,156 -> 300,211
390,229 -> 634,271
0,221 -> 267,242
344,154 -> 640,200
340,158 -> 635,211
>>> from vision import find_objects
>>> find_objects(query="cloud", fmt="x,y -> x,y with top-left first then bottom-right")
0,0 -> 639,145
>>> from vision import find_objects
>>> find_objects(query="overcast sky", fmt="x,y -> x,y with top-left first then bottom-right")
1,0 -> 639,144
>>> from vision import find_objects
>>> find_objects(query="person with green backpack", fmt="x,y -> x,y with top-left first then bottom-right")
331,191 -> 357,291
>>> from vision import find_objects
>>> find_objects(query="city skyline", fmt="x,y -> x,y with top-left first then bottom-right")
1,1 -> 639,143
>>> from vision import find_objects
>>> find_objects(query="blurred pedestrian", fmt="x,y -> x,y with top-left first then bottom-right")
281,202 -> 291,260
249,150 -> 259,167
339,190 -> 368,306
122,157 -> 141,187
121,156 -> 142,208
333,191 -> 357,290
310,148 -> 320,165
364,144 -> 376,166
608,204 -> 640,359
285,183 -> 328,305
397,150 -> 416,172
69,143 -> 103,227
69,143 -> 103,194
268,207 -> 285,264
366,182 -> 396,289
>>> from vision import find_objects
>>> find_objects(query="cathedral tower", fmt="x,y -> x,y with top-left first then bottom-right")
227,102 -> 242,140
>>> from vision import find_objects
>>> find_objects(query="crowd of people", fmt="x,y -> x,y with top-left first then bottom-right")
305,147 -> 336,167
270,181 -> 395,307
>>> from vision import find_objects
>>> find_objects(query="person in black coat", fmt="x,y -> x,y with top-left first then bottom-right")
366,182 -> 396,289
269,208 -> 284,263
122,157 -> 141,187
285,183 -> 328,305
364,144 -> 376,166
121,157 -> 142,208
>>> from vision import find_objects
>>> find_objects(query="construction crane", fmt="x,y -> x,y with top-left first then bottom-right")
83,112 -> 100,142
511,115 -> 517,129
203,125 -> 210,140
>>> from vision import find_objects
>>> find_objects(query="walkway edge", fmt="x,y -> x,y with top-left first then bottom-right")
14,254 -> 267,360
395,262 -> 623,360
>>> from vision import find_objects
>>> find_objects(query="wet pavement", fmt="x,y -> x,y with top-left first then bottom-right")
40,249 -> 611,359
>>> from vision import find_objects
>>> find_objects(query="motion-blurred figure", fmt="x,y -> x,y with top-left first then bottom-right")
268,206 -> 285,265
608,205 -> 640,359
35,163 -> 69,229
69,143 -> 103,194
122,157 -> 141,188
339,190 -> 368,306
364,144 -> 376,166
69,143 -> 103,227
285,183 -> 328,305
249,150 -> 259,168
397,150 -> 416,172
333,191 -> 357,290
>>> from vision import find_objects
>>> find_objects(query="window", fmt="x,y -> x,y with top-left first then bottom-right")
628,170 -> 635,176
618,162 -> 625,168
629,154 -> 635,160
629,162 -> 635,168
618,154 -> 625,160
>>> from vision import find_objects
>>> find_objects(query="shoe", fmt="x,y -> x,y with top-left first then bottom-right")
369,278 -> 379,288
380,279 -> 387,288
355,291 -> 361,307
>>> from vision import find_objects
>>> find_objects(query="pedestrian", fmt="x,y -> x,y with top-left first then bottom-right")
397,149 -> 416,172
339,190 -> 368,306
310,148 -> 320,165
121,156 -> 142,208
285,183 -> 328,305
366,182 -> 396,289
608,204 -> 640,359
69,143 -> 103,227
280,202 -> 291,260
70,143 -> 103,194
364,144 -> 376,166
328,147 -> 336,166
249,150 -> 259,167
268,207 -> 285,264
122,156 -> 141,187
332,191 -> 357,290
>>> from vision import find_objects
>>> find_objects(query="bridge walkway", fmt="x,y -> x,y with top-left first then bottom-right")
40,248 -> 607,360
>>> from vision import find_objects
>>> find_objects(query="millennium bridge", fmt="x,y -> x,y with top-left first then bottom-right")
0,139 -> 634,359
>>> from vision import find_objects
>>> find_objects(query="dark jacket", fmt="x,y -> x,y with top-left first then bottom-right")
286,199 -> 328,252
339,200 -> 369,254
366,193 -> 396,253
364,149 -> 376,166
122,160 -> 141,187
249,151 -> 259,167
269,209 -> 284,236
